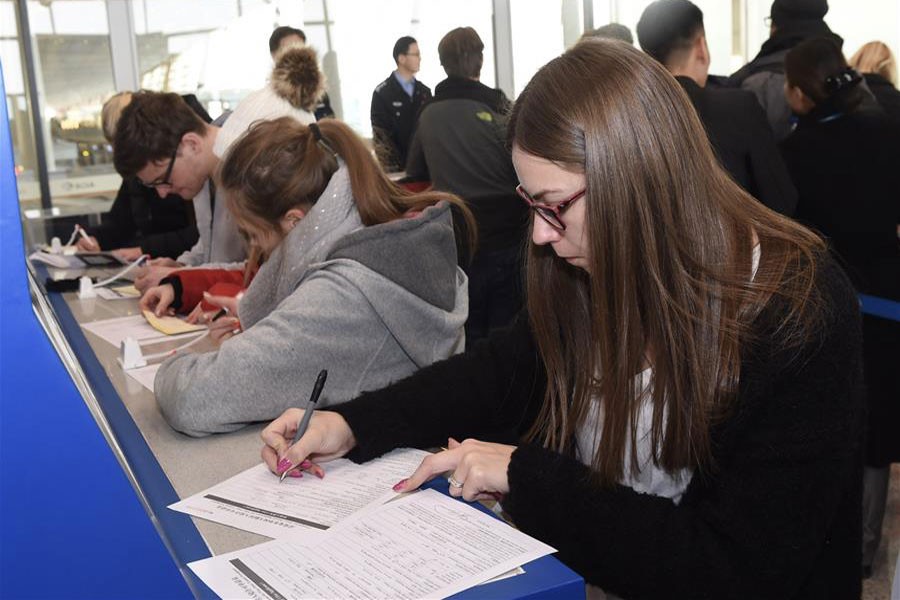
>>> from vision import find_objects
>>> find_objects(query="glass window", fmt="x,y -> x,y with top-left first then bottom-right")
1,1 -> 37,200
325,0 -> 495,138
134,0 -> 303,119
597,0 -> 734,76
12,0 -> 119,217
510,0 -> 584,97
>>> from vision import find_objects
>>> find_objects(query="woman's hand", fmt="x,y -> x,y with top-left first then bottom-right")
112,246 -> 144,261
198,292 -> 242,344
261,409 -> 356,478
75,234 -> 100,252
134,265 -> 177,292
150,257 -> 181,268
139,283 -> 176,316
395,438 -> 515,502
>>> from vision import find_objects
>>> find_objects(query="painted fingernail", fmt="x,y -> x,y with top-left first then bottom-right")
313,467 -> 324,479
299,460 -> 312,469
392,479 -> 407,492
277,458 -> 292,474
289,470 -> 303,478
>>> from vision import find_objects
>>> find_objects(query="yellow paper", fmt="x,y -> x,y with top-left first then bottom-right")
111,284 -> 140,298
142,310 -> 205,335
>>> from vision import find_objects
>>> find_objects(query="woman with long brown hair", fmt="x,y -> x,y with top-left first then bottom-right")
261,41 -> 864,597
151,117 -> 472,437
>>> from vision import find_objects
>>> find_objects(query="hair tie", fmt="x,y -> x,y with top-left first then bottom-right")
824,68 -> 863,95
308,122 -> 338,159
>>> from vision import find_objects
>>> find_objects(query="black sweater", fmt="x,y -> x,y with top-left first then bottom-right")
334,254 -> 864,599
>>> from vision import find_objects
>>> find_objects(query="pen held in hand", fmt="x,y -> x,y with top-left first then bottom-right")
280,369 -> 328,482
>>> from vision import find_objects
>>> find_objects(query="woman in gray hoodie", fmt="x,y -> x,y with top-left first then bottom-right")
153,117 -> 473,437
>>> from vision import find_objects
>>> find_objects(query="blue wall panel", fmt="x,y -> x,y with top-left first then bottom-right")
0,61 -> 190,599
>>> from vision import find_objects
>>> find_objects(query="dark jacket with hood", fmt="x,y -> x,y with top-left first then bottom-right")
405,77 -> 527,257
730,20 -> 843,140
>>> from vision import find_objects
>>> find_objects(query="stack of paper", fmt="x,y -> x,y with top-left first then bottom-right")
171,448 -> 554,599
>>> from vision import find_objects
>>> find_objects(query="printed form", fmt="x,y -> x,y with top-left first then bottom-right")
189,489 -> 555,600
81,314 -> 203,348
170,448 -> 432,539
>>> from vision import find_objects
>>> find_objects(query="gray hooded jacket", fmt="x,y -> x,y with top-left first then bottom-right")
155,166 -> 468,436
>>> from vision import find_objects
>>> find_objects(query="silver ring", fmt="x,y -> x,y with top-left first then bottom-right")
448,475 -> 464,488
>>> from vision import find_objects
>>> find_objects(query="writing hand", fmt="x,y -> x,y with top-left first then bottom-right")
139,283 -> 176,317
134,265 -> 177,292
260,409 -> 356,479
112,246 -> 144,261
75,234 -> 100,252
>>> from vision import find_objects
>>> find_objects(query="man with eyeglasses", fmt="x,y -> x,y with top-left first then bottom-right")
112,91 -> 245,291
371,36 -> 432,172
113,57 -> 320,294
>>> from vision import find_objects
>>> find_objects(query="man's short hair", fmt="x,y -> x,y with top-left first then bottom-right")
636,0 -> 704,66
581,23 -> 634,45
438,27 -> 484,79
393,36 -> 418,63
112,91 -> 206,178
269,26 -> 306,55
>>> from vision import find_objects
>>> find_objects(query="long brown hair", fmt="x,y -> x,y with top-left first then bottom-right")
510,40 -> 825,484
218,117 -> 475,256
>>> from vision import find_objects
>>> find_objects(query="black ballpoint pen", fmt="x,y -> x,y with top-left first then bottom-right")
280,369 -> 328,482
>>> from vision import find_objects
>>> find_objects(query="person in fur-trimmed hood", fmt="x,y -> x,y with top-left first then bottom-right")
116,46 -> 325,297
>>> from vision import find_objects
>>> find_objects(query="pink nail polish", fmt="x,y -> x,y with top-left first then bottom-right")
392,479 -> 407,492
300,460 -> 312,469
277,458 -> 292,474
289,470 -> 303,478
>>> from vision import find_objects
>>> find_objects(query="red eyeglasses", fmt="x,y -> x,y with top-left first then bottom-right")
515,184 -> 586,230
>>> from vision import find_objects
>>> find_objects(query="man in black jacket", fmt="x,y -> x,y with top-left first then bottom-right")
637,0 -> 798,216
406,27 -> 527,348
370,36 -> 431,172
729,0 -> 841,141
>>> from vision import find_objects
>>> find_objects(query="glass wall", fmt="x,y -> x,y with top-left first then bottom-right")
3,0 -> 900,227
3,0 -> 118,213
509,0 -> 583,96
133,0 -> 303,120
326,0 -> 495,137
1,0 -> 37,204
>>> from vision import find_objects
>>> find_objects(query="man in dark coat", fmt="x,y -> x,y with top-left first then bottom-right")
405,27 -> 527,348
637,0 -> 798,216
729,0 -> 841,141
370,36 -> 432,172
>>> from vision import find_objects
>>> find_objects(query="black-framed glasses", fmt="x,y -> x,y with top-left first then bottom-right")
141,146 -> 178,188
515,184 -> 586,231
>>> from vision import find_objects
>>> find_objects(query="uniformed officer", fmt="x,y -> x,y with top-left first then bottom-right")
371,36 -> 432,172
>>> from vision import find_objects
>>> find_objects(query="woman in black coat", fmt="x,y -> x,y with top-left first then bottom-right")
849,40 -> 900,121
781,37 -> 900,578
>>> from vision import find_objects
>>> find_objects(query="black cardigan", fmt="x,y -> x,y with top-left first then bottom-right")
334,254 -> 864,599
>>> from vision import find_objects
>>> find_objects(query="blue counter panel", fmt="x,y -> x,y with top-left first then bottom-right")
0,60 -> 191,599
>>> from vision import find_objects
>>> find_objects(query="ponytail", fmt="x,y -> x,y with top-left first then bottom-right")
221,116 -> 475,257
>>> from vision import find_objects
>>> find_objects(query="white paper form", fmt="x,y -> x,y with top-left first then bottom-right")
170,448 -> 431,539
81,314 -> 203,348
124,363 -> 160,392
189,489 -> 555,600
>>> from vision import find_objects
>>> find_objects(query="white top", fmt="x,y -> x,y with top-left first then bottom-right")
576,245 -> 762,505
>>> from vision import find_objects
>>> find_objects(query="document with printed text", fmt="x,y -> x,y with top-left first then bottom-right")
81,314 -> 203,348
170,448 -> 431,539
189,489 -> 555,600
